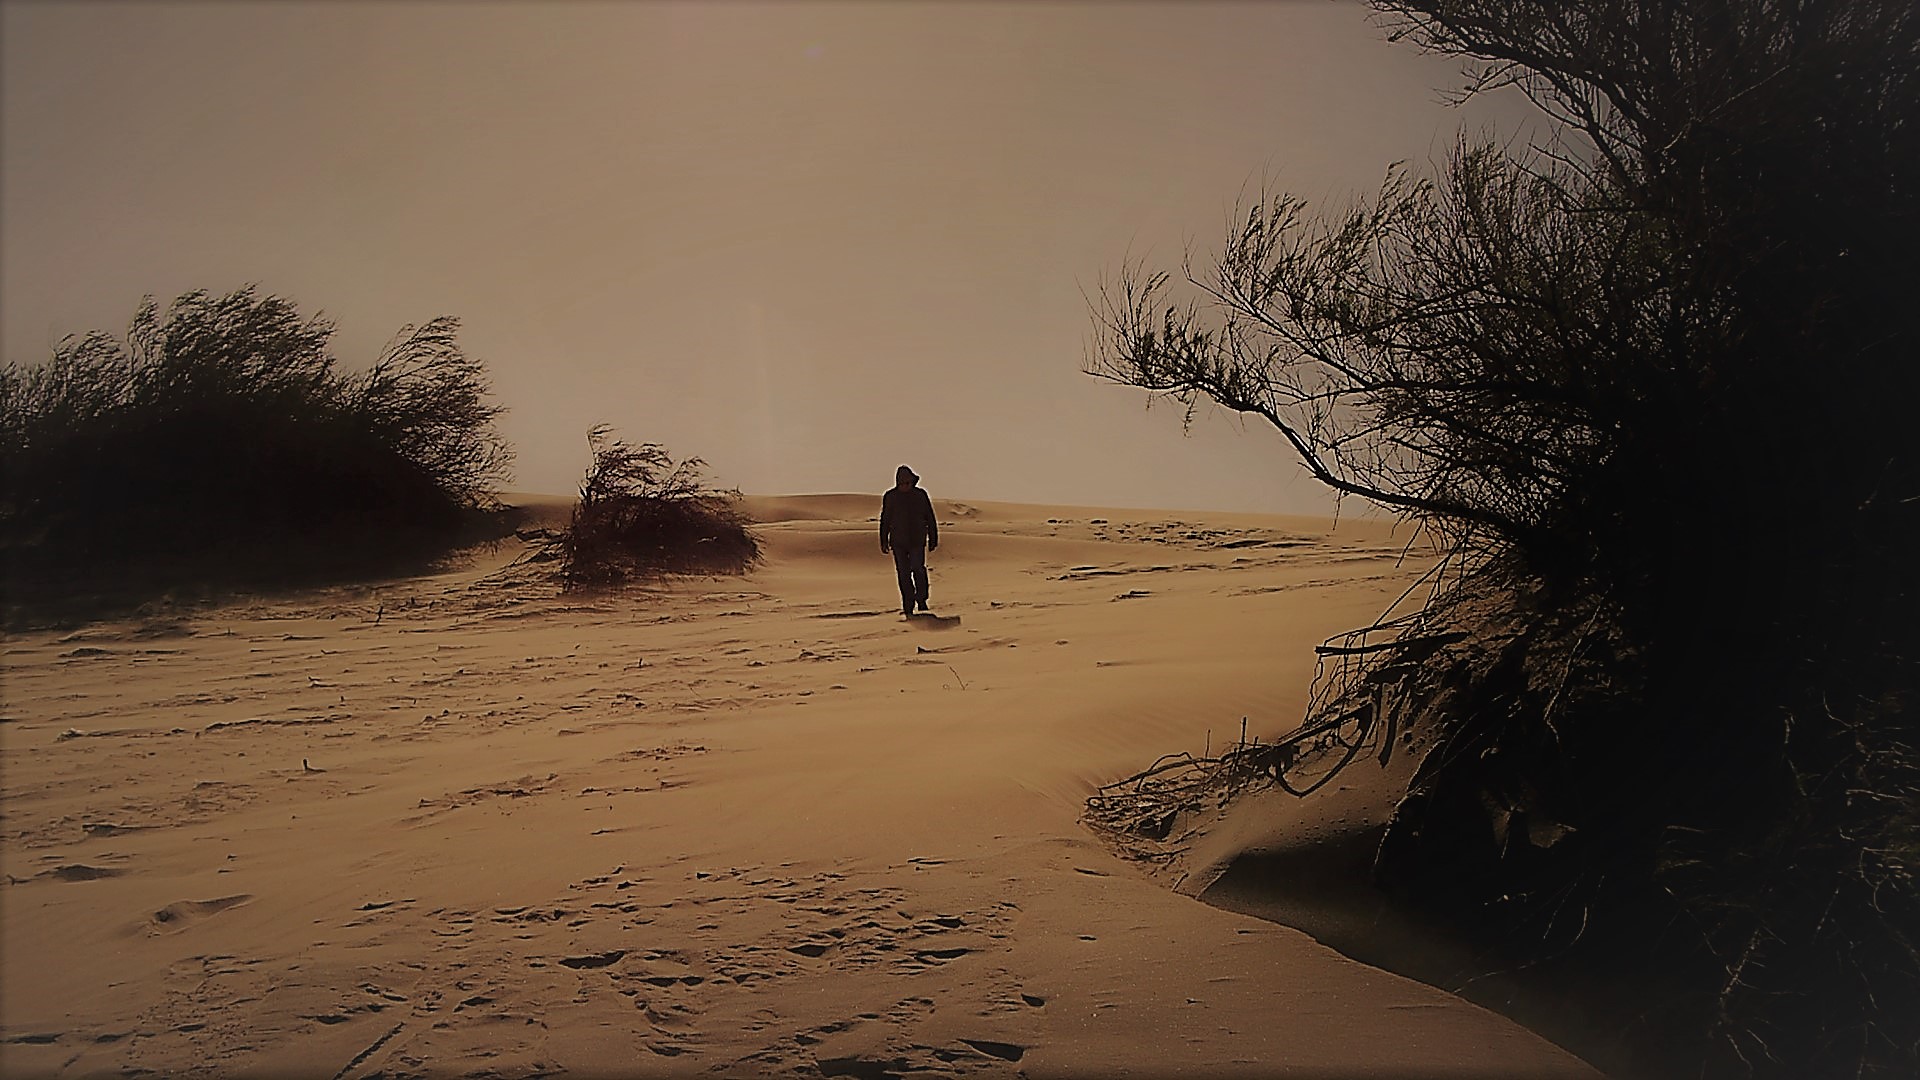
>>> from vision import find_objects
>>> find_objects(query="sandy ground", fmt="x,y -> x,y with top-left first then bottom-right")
0,495 -> 1600,1079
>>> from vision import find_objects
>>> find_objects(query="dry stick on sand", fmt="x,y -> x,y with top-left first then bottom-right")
330,1022 -> 403,1080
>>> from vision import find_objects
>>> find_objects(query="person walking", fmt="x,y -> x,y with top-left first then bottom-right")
880,465 -> 938,617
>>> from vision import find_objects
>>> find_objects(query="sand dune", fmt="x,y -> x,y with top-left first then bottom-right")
0,496 -> 1598,1078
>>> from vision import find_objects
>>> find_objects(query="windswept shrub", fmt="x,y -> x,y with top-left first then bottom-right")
1,287 -> 513,611
1090,2 -> 1919,1076
556,426 -> 759,588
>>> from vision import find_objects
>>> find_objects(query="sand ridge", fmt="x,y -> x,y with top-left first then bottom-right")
0,496 -> 1599,1078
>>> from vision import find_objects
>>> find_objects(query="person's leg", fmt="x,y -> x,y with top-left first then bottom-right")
909,547 -> 929,609
892,547 -> 915,615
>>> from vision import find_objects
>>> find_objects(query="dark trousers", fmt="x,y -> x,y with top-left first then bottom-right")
892,546 -> 928,611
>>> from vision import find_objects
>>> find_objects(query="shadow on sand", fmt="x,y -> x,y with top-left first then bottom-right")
1202,826 -> 1632,1079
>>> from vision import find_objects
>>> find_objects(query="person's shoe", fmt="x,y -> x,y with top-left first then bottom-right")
916,598 -> 929,612
903,604 -> 915,617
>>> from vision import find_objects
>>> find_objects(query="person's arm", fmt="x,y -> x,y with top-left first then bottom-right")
879,490 -> 892,553
923,489 -> 939,550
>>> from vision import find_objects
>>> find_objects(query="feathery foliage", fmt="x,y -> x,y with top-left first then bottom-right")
1,287 -> 512,615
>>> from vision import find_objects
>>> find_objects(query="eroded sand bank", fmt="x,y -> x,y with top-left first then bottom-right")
1,495 -> 1599,1078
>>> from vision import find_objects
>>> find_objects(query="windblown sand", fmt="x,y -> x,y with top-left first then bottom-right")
1,495 -> 1599,1078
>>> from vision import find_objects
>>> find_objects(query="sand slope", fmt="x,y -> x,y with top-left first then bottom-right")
0,496 -> 1598,1078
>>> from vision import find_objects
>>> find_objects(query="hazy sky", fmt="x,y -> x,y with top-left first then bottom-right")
3,1 -> 1533,513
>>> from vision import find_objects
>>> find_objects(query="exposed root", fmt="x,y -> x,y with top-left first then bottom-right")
1085,607 -> 1462,857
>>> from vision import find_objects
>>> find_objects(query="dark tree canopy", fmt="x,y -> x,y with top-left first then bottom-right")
1091,3 -> 1918,1076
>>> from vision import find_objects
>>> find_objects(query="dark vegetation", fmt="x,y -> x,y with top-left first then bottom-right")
552,425 -> 760,589
1,288 -> 513,622
1089,2 -> 1918,1076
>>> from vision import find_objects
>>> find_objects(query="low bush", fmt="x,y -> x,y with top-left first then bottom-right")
555,426 -> 759,588
1,287 -> 513,617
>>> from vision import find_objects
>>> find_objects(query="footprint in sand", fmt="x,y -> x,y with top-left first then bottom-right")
143,894 -> 253,935
81,822 -> 150,838
746,991 -> 1037,1076
37,863 -> 127,883
558,949 -> 627,970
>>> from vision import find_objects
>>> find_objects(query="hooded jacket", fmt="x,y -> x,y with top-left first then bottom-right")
880,483 -> 938,551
